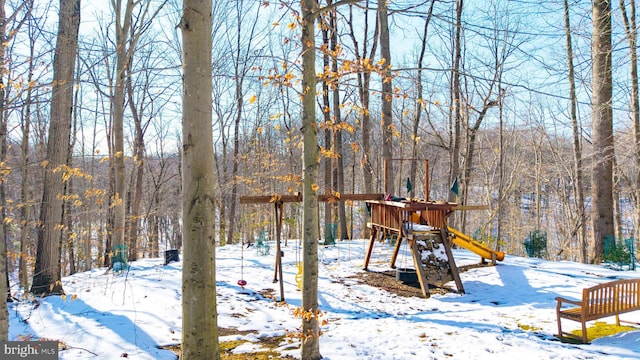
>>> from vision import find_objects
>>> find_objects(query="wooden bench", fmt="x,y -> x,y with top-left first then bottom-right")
556,278 -> 640,343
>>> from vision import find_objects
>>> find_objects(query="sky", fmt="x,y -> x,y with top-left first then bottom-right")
8,238 -> 640,359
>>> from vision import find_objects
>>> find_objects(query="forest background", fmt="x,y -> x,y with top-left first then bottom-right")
0,0 -> 637,338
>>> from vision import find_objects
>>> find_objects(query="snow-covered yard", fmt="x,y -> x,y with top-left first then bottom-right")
9,240 -> 640,359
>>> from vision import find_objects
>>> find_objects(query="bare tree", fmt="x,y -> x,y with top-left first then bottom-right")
301,0 -> 321,357
378,0 -> 393,194
448,0 -> 463,204
564,0 -> 587,263
19,4 -> 41,289
619,0 -> 640,248
31,0 -> 80,296
179,0 -> 219,358
225,0 -> 263,246
409,1 -> 436,198
346,1 -> 378,238
590,0 -> 614,263
109,0 -> 135,260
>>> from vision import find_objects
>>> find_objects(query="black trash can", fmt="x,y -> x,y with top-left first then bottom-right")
165,249 -> 180,265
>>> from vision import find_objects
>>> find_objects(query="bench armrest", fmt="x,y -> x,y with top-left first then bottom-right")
555,296 -> 582,307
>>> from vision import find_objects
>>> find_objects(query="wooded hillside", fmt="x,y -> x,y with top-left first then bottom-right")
0,0 -> 637,299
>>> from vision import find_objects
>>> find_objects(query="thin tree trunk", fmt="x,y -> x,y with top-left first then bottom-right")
378,0 -> 393,194
150,195 -> 160,257
110,0 -> 135,257
227,65 -> 241,247
348,2 -> 377,237
65,53 -> 82,276
613,160 -> 624,241
0,0 -> 8,338
19,13 -> 36,288
227,0 -> 262,247
126,68 -> 144,261
449,0 -> 464,207
321,21 -> 332,233
411,2 -> 435,199
564,0 -> 588,263
65,177 -> 76,276
326,3 -> 347,239
85,95 -> 101,271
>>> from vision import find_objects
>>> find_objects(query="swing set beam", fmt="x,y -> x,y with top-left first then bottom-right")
239,192 -> 384,303
240,193 -> 384,204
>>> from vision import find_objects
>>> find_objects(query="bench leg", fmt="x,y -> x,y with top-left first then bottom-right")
581,321 -> 587,343
616,314 -> 620,326
557,314 -> 562,340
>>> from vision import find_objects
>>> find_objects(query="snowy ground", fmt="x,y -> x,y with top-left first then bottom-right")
8,239 -> 640,359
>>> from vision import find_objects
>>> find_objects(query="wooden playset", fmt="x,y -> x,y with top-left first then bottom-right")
363,159 -> 505,298
240,158 -> 505,300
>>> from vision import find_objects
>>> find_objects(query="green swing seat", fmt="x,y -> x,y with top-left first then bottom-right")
256,231 -> 270,256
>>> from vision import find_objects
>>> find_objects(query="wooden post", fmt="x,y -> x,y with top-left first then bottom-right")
383,159 -> 389,194
275,202 -> 285,302
441,227 -> 464,294
424,160 -> 429,201
363,226 -> 378,270
389,234 -> 403,269
410,239 -> 431,298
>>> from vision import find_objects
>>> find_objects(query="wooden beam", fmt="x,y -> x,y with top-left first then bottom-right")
240,193 -> 383,204
318,193 -> 384,202
452,205 -> 489,211
240,193 -> 302,204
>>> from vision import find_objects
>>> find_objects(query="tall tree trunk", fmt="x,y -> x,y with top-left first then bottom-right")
411,2 -> 435,199
227,58 -> 241,246
301,0 -> 321,358
564,0 -> 588,263
620,0 -> 640,249
327,3 -> 347,239
348,2 -> 377,237
110,0 -> 135,258
378,0 -> 393,194
126,68 -> 144,261
104,120 -> 115,267
449,0 -> 464,206
20,13 -> 37,288
591,0 -> 614,263
225,0 -> 251,247
85,96 -> 101,271
31,0 -> 80,296
65,54 -> 82,276
180,1 -> 219,358
321,22 -> 332,234
0,0 -> 8,338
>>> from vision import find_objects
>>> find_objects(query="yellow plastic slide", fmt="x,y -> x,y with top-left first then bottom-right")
447,227 -> 505,262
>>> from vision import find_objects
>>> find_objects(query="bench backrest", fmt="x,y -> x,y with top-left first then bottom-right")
583,279 -> 640,319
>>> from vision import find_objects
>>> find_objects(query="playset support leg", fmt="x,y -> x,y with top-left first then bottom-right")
410,239 -> 431,298
390,233 -> 403,269
272,201 -> 285,302
363,226 -> 378,270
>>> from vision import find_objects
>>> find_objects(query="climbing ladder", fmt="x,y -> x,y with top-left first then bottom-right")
409,228 -> 464,298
